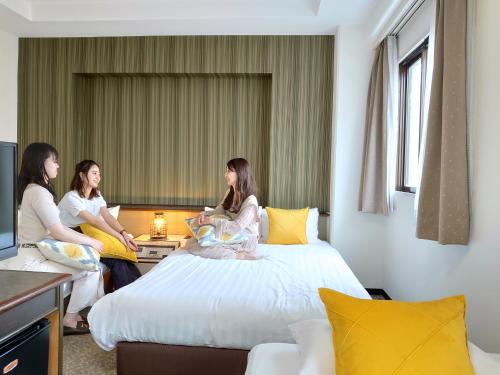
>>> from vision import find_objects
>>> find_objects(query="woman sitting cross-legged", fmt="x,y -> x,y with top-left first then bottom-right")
58,160 -> 141,291
0,143 -> 104,335
185,158 -> 260,260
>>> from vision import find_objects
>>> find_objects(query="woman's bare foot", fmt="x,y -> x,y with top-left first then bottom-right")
63,312 -> 83,328
236,253 -> 258,260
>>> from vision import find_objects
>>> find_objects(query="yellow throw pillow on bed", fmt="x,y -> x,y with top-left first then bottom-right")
80,223 -> 138,262
318,288 -> 475,375
266,207 -> 309,245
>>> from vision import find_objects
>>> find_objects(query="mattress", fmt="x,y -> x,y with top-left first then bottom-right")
88,241 -> 370,351
245,342 -> 500,375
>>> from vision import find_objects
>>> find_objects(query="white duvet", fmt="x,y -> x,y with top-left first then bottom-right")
88,241 -> 370,351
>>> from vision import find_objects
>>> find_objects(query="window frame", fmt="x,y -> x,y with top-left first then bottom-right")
396,38 -> 428,194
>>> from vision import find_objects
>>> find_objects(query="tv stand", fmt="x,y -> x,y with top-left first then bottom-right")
0,270 -> 71,375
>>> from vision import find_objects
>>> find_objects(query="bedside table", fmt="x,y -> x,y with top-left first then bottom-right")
134,234 -> 188,274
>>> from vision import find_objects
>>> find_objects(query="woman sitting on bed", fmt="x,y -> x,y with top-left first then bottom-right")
0,143 -> 104,335
186,158 -> 260,260
58,160 -> 141,290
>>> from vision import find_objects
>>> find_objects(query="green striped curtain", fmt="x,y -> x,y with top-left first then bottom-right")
18,36 -> 333,211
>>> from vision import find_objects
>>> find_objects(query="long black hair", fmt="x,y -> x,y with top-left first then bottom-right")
70,160 -> 101,199
222,158 -> 257,212
18,142 -> 59,205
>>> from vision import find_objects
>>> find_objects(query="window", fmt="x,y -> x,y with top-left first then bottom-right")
397,39 -> 428,193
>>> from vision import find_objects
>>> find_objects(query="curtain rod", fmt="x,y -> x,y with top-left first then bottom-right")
389,0 -> 428,37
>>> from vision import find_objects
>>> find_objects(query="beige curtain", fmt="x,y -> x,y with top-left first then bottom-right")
416,0 -> 469,244
358,39 -> 390,215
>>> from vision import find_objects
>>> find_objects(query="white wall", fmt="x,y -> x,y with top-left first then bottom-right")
330,25 -> 385,288
332,0 -> 500,352
383,0 -> 500,352
0,29 -> 18,142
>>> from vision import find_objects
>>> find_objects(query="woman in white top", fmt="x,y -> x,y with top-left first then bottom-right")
58,160 -> 141,290
0,143 -> 104,335
186,158 -> 260,260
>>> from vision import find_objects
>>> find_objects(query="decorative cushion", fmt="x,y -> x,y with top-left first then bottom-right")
288,319 -> 335,375
108,205 -> 120,219
36,239 -> 101,271
80,223 -> 138,262
319,288 -> 475,375
260,207 -> 320,244
185,215 -> 248,247
266,207 -> 309,245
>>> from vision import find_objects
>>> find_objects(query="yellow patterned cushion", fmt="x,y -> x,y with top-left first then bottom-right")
319,288 -> 475,375
80,223 -> 138,262
266,207 -> 309,244
36,239 -> 100,271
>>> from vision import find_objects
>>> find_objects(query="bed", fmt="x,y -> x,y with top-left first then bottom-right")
88,241 -> 370,374
245,342 -> 500,375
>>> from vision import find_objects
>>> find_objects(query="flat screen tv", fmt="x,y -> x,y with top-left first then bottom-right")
0,141 -> 17,261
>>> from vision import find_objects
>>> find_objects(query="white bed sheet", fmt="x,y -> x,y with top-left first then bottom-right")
88,241 -> 370,351
245,342 -> 500,375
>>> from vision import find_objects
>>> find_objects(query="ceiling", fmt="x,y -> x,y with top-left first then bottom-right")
0,0 -> 388,37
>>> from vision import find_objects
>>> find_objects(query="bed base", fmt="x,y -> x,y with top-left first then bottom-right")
117,342 -> 249,375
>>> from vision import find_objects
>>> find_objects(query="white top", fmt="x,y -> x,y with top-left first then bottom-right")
58,190 -> 107,228
18,184 -> 61,244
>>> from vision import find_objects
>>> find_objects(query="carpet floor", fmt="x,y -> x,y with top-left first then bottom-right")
63,334 -> 115,375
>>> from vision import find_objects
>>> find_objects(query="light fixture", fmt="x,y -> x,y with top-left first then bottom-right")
150,212 -> 167,239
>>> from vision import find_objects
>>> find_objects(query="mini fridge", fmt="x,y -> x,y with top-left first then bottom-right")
0,319 -> 50,375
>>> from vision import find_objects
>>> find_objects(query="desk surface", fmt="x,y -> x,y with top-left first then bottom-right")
0,270 -> 71,313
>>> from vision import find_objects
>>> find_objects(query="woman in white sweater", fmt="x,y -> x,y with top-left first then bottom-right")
0,143 -> 104,335
186,158 -> 260,260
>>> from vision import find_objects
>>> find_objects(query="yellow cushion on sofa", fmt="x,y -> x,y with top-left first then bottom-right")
266,207 -> 309,245
80,223 -> 138,263
318,288 -> 475,375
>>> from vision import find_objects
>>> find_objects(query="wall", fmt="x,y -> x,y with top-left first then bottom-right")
18,36 -> 333,211
383,0 -> 500,352
330,25 -> 385,288
0,29 -> 17,142
332,1 -> 500,352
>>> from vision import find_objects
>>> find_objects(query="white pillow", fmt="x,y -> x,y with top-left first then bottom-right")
288,319 -> 334,375
259,207 -> 321,244
288,318 -> 499,375
108,205 -> 120,219
468,342 -> 500,375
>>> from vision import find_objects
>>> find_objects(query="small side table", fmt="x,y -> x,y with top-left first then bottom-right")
134,234 -> 187,274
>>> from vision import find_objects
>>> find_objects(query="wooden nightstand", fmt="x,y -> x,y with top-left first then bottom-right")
134,234 -> 188,274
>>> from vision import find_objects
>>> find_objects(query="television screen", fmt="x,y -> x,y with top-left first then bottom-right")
0,141 -> 17,261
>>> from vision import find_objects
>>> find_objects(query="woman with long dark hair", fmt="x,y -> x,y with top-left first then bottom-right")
58,160 -> 141,290
186,158 -> 260,259
0,142 -> 104,335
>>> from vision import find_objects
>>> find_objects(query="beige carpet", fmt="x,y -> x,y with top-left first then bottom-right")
63,333 -> 116,375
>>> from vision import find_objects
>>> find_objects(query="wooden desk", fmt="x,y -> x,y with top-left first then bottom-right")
0,270 -> 71,375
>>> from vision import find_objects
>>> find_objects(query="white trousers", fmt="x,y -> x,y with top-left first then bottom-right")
0,247 -> 104,314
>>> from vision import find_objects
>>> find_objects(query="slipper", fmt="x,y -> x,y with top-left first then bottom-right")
63,320 -> 90,336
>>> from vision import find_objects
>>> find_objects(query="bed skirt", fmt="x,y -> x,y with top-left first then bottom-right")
117,342 -> 249,375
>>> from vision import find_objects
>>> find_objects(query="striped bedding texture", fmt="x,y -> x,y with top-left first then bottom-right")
88,241 -> 370,351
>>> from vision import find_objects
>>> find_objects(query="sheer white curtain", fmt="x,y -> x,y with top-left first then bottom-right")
414,0 -> 436,216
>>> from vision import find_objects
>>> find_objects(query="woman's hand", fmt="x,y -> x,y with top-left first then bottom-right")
90,239 -> 103,253
123,235 -> 138,252
199,215 -> 214,225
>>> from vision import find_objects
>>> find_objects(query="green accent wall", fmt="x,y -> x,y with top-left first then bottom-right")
18,36 -> 334,211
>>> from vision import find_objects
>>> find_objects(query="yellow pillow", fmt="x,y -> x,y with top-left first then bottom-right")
266,207 -> 309,245
319,288 -> 475,375
80,223 -> 138,263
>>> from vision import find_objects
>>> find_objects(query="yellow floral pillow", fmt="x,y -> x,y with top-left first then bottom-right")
319,288 -> 475,375
266,207 -> 309,245
80,223 -> 138,262
36,239 -> 100,271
